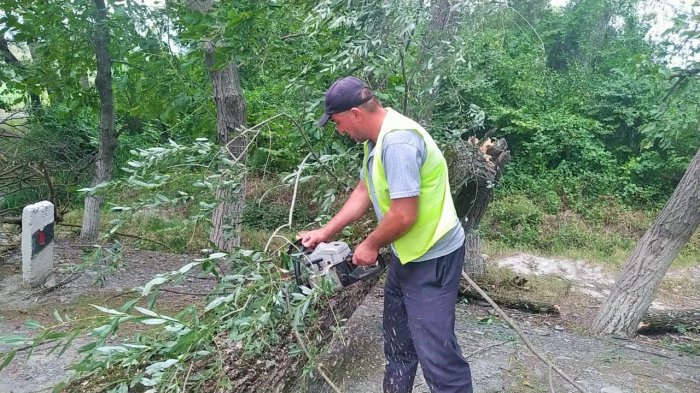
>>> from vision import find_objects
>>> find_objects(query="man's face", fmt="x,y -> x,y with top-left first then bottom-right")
331,109 -> 366,142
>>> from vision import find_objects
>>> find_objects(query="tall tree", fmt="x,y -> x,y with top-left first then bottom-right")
81,0 -> 117,240
189,0 -> 247,250
591,138 -> 700,335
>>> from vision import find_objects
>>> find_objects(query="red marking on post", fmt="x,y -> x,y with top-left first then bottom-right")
39,231 -> 45,245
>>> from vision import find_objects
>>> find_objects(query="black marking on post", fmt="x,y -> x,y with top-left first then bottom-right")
31,222 -> 54,257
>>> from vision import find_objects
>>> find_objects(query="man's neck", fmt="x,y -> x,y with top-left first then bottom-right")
367,107 -> 389,143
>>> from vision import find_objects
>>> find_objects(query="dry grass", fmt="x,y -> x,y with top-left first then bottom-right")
474,263 -> 573,306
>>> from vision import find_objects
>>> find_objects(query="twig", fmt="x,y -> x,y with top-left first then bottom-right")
22,273 -> 83,300
465,340 -> 509,358
281,32 -> 309,40
548,364 -> 555,393
265,153 -> 312,252
11,338 -> 59,354
292,329 -> 342,393
461,271 -> 588,393
182,360 -> 195,391
159,288 -> 210,296
618,342 -> 674,359
57,223 -> 175,251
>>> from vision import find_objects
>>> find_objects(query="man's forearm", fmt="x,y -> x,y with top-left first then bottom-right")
364,197 -> 418,250
364,208 -> 413,249
323,180 -> 372,237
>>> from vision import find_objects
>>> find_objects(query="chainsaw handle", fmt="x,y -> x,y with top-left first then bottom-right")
293,258 -> 303,287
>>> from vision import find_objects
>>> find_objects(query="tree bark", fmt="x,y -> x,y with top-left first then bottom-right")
591,146 -> 700,336
637,309 -> 700,335
448,136 -> 510,278
190,0 -> 248,251
81,0 -> 117,241
459,284 -> 560,314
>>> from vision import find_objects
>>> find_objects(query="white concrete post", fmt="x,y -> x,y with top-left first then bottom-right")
22,201 -> 55,287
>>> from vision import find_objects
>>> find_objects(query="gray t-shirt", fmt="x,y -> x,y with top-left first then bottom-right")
360,130 -> 465,262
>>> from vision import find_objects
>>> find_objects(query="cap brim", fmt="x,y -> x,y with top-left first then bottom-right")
317,113 -> 330,127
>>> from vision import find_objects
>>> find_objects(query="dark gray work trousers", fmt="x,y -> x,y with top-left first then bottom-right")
383,244 -> 473,393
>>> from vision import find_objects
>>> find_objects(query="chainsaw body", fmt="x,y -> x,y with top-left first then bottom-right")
290,241 -> 386,291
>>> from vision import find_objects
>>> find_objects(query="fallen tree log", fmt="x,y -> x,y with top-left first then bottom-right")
637,309 -> 700,334
205,273 -> 382,393
459,284 -> 560,315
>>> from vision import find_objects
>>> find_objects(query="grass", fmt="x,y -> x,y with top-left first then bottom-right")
483,194 -> 700,269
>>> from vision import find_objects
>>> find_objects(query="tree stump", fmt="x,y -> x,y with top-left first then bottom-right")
447,135 -> 510,278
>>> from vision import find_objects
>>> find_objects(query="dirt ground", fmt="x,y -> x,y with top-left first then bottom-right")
0,234 -> 216,393
1,230 -> 699,392
299,291 -> 700,393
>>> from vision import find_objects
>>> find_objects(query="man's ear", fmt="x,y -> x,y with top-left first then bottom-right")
349,107 -> 363,121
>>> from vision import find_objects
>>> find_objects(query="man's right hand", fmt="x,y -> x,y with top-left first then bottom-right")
299,228 -> 330,249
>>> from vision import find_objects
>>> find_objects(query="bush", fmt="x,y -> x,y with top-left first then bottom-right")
242,203 -> 315,230
483,195 -> 544,246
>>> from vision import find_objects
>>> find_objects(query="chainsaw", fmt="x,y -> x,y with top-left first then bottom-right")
288,240 -> 386,291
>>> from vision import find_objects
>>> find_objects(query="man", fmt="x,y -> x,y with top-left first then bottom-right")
301,77 -> 473,393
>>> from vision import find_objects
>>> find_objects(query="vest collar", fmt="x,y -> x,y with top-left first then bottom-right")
377,107 -> 398,139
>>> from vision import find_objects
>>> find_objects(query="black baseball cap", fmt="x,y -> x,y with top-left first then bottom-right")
317,77 -> 374,127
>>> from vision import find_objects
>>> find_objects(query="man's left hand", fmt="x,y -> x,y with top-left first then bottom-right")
353,241 -> 379,266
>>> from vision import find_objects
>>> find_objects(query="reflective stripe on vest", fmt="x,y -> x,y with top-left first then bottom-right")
363,108 -> 458,264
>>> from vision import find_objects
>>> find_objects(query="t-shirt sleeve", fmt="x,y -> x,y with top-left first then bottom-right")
382,131 -> 427,199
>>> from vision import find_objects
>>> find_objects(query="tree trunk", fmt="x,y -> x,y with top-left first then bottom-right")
459,284 -> 560,315
637,309 -> 700,335
448,137 -> 510,277
81,0 -> 117,241
190,0 -> 248,251
591,147 -> 700,336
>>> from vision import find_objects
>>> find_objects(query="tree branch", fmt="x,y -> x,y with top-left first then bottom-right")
461,271 -> 587,393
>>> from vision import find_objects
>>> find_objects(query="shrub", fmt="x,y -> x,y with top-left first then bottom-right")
483,195 -> 544,246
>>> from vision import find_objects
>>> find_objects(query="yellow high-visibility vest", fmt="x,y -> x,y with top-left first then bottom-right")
363,108 -> 458,263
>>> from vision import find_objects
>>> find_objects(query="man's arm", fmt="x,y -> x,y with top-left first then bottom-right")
301,180 -> 372,248
353,196 -> 418,265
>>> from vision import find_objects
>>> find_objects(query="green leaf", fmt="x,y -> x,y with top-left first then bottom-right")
52,381 -> 68,393
140,318 -> 167,325
205,293 -> 234,312
145,358 -> 179,374
134,306 -> 159,317
26,319 -> 44,330
0,335 -> 29,345
142,276 -> 167,295
91,305 -> 126,315
0,350 -> 16,371
119,298 -> 139,313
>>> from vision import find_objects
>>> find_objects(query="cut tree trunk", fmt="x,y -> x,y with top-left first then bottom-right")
81,0 -> 117,241
637,309 -> 700,335
592,146 -> 700,336
448,136 -> 510,278
190,0 -> 248,251
204,273 -> 381,393
459,284 -> 560,315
